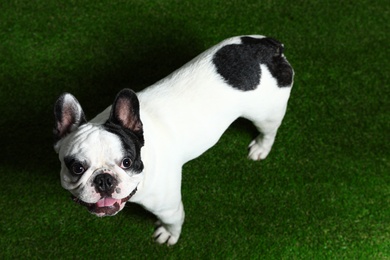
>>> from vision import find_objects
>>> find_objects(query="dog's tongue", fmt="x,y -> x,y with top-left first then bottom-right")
96,198 -> 120,208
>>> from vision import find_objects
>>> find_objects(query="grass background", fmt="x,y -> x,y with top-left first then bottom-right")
0,0 -> 389,258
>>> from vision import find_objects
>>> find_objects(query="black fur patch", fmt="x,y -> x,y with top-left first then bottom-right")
103,121 -> 144,174
63,155 -> 87,183
103,89 -> 144,174
212,36 -> 293,90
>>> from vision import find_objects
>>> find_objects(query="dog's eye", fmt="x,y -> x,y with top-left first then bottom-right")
71,162 -> 85,175
121,157 -> 132,169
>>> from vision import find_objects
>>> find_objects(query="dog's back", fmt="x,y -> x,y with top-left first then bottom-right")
138,35 -> 294,162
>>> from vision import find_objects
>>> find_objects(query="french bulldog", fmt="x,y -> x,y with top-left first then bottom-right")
54,35 -> 294,245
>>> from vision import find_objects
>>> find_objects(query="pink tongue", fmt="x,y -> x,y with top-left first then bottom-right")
96,198 -> 120,207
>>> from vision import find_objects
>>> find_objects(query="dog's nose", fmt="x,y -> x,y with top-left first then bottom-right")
94,173 -> 116,193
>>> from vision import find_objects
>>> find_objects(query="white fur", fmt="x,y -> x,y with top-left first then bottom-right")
58,35 -> 293,245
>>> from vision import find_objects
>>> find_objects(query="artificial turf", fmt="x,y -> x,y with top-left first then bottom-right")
0,0 -> 389,258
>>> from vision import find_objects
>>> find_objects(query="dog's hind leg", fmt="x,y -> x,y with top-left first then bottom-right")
244,95 -> 290,161
247,119 -> 282,161
244,83 -> 291,161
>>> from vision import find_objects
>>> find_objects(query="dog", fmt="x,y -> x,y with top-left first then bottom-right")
53,35 -> 294,245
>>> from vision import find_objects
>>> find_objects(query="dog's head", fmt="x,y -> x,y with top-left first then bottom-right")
53,89 -> 144,217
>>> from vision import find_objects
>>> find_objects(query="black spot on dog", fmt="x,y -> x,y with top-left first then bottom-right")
212,36 -> 293,90
103,89 -> 144,174
103,121 -> 144,174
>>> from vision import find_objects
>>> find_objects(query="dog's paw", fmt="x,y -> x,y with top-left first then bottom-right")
153,221 -> 179,246
248,139 -> 271,161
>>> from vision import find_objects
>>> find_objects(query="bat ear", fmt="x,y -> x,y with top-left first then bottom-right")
53,93 -> 87,141
108,89 -> 143,133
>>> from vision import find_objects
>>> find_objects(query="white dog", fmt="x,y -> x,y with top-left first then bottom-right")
54,35 -> 294,245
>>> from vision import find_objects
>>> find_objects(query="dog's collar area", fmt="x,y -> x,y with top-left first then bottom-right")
122,187 -> 138,202
71,187 -> 138,215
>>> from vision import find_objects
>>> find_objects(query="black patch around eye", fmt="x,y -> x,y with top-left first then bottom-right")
103,122 -> 144,174
64,156 -> 88,176
64,156 -> 76,169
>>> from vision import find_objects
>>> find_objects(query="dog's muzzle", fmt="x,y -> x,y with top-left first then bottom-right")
72,187 -> 137,216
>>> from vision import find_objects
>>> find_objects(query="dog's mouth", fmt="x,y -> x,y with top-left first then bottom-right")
71,188 -> 137,217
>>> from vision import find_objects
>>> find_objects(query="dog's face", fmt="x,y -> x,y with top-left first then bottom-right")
54,89 -> 144,217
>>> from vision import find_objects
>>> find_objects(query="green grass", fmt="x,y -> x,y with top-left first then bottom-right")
0,0 -> 389,258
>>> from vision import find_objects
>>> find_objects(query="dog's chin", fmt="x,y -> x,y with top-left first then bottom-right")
72,188 -> 137,217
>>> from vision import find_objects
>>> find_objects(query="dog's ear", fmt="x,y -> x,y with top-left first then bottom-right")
54,93 -> 87,141
109,89 -> 143,133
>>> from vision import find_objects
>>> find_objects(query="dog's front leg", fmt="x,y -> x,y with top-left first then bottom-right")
153,200 -> 185,245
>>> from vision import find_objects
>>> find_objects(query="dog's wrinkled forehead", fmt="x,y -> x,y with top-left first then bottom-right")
59,123 -> 124,164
